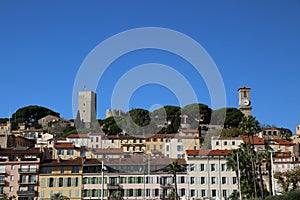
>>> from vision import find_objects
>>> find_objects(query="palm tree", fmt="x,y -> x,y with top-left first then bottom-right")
238,116 -> 261,198
256,151 -> 269,200
110,190 -> 124,200
51,193 -> 70,200
167,161 -> 182,200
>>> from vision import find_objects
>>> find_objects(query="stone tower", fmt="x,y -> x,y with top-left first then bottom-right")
238,86 -> 252,116
78,91 -> 97,128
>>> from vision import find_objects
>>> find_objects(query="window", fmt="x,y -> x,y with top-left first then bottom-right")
200,164 -> 205,171
128,189 -> 133,196
80,151 -> 86,157
211,177 -> 216,184
180,176 -> 185,183
72,166 -> 79,173
212,189 -> 217,197
147,145 -> 150,150
153,145 -> 156,151
67,178 -> 71,187
200,177 -> 205,184
201,190 -> 206,197
60,167 -> 64,174
67,149 -> 73,155
29,175 -> 36,183
222,177 -> 227,184
221,164 -> 226,171
11,165 -> 15,170
10,186 -> 13,192
177,145 -> 183,151
216,141 -> 219,145
10,175 -> 14,181
57,149 -> 64,155
191,189 -> 195,197
224,141 -> 228,146
232,177 -> 237,184
59,178 -> 63,187
190,177 -> 195,184
165,139 -> 170,143
211,164 -> 216,171
160,145 -> 163,150
166,145 -> 169,151
180,188 -> 185,196
177,138 -> 182,143
96,137 -> 99,142
232,141 -> 236,145
43,167 -> 52,174
189,164 -> 195,171
155,189 -> 159,197
137,189 -> 142,196
49,178 -> 54,187
222,190 -> 227,198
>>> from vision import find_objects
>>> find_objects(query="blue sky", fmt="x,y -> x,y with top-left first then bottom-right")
0,1 -> 300,132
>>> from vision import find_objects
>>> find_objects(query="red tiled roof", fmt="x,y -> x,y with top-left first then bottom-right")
273,138 -> 295,146
241,136 -> 265,145
41,157 -> 83,166
67,134 -> 89,138
186,149 -> 232,156
54,142 -> 74,149
0,147 -> 41,156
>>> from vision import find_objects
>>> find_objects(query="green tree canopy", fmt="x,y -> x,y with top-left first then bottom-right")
181,103 -> 212,128
211,107 -> 244,128
12,105 -> 60,128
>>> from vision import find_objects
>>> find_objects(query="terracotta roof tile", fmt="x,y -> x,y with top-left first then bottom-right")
54,142 -> 74,149
241,136 -> 265,145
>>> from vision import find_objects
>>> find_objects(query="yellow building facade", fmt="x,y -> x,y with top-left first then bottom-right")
38,158 -> 83,200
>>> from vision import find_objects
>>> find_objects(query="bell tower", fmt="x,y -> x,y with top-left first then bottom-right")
238,86 -> 252,116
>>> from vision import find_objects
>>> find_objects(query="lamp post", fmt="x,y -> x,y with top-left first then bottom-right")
237,153 -> 242,200
270,151 -> 275,195
101,160 -> 104,200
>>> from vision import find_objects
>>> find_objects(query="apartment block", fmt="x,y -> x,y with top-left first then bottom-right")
38,158 -> 83,200
186,149 -> 238,200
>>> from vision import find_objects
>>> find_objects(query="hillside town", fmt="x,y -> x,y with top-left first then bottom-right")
0,87 -> 299,200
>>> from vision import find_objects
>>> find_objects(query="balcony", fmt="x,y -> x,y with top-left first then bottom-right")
107,183 -> 120,190
0,180 -> 6,186
160,183 -> 173,188
18,180 -> 37,185
17,190 -> 36,196
18,168 -> 38,174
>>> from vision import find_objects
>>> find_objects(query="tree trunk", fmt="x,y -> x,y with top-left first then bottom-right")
259,163 -> 265,200
174,173 -> 179,200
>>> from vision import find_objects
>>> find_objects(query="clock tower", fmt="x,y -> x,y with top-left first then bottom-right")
238,86 -> 252,116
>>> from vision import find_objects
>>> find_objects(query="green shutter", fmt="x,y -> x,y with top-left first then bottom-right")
40,178 -> 45,187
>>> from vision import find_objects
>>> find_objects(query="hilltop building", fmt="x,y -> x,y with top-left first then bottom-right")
238,86 -> 252,116
77,91 -> 97,128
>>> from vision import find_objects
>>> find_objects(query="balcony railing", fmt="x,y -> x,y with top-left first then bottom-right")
18,168 -> 38,173
17,190 -> 36,196
18,180 -> 37,185
107,183 -> 120,190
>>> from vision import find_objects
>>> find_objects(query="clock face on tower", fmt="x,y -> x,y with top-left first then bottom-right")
242,99 -> 250,106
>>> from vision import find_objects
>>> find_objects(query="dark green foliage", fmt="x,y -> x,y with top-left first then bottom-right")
129,108 -> 150,127
101,116 -> 123,135
181,103 -> 212,125
12,105 -> 60,128
211,107 -> 244,128
266,190 -> 300,200
220,128 -> 243,138
0,118 -> 8,124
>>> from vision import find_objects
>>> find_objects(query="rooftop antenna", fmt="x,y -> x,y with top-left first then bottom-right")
83,85 -> 86,91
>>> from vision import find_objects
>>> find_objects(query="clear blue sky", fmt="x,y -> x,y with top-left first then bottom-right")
0,1 -> 299,132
